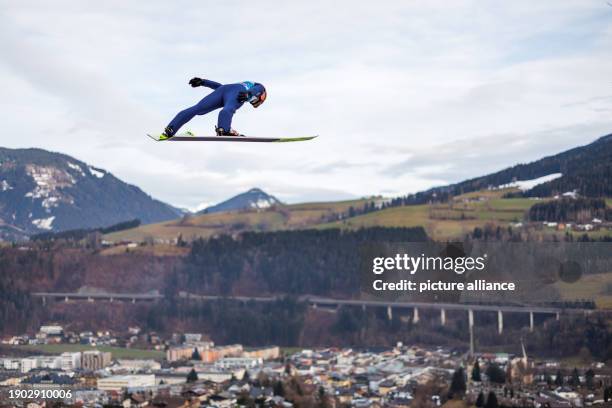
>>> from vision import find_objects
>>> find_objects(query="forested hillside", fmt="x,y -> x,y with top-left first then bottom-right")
173,227 -> 428,296
388,133 -> 612,206
528,198 -> 611,223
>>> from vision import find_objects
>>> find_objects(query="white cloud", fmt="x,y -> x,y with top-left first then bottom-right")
0,0 -> 610,208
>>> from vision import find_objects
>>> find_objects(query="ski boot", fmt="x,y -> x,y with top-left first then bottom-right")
215,126 -> 244,137
158,126 -> 176,141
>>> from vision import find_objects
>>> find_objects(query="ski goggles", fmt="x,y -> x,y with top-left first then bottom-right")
250,90 -> 267,108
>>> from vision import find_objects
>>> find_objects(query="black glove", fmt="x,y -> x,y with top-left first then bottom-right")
189,77 -> 204,87
237,91 -> 251,103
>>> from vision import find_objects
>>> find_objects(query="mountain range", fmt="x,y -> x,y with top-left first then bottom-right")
200,188 -> 281,214
1,132 -> 610,240
0,148 -> 182,240
392,133 -> 612,205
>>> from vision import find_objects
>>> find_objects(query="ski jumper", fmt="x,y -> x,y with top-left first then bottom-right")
166,80 -> 265,134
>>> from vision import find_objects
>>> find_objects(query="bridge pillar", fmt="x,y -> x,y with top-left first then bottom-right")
132,298 -> 136,304
312,302 -> 317,309
468,309 -> 474,356
42,297 -> 46,306
529,311 -> 534,332
413,307 -> 419,324
440,309 -> 446,326
497,310 -> 503,334
556,312 -> 560,321
110,297 -> 114,303
362,304 -> 366,312
387,306 -> 393,321
88,297 -> 94,303
64,297 -> 69,303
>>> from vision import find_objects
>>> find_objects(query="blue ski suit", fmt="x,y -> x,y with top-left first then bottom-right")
167,80 -> 265,134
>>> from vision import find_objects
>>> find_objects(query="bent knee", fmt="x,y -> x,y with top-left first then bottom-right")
220,107 -> 236,115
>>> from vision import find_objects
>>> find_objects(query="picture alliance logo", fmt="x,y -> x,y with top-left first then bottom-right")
372,253 -> 488,275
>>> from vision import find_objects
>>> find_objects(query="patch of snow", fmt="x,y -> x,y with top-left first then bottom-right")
32,216 -> 55,230
0,180 -> 12,191
42,196 -> 59,211
250,198 -> 276,209
67,162 -> 85,176
23,165 -> 75,207
497,173 -> 562,191
89,166 -> 105,178
562,191 -> 578,199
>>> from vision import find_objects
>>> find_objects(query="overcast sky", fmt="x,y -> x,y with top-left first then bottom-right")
1,0 -> 611,210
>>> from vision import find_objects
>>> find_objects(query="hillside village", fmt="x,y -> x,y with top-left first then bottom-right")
1,324 -> 611,407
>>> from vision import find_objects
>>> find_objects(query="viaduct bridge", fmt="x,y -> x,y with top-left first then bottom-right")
33,291 -> 603,355
32,291 -> 163,304
177,292 -> 599,353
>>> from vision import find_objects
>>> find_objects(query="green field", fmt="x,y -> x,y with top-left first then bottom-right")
16,344 -> 164,360
320,194 -> 538,240
280,347 -> 304,356
105,190 -> 610,243
105,198 -> 372,243
555,272 -> 612,309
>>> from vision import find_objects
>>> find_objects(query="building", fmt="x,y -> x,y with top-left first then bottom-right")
214,357 -> 263,370
60,352 -> 81,371
184,333 -> 203,343
167,346 -> 197,362
242,346 -> 280,360
195,369 -> 240,383
114,359 -> 161,372
97,375 -> 156,391
166,343 -> 242,363
37,356 -> 62,370
82,350 -> 112,371
39,325 -> 64,336
20,358 -> 38,373
1,358 -> 20,370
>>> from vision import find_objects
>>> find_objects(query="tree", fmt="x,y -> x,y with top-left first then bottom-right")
570,368 -> 580,387
543,371 -> 552,387
485,391 -> 499,408
475,391 -> 485,407
486,363 -> 506,384
191,348 -> 201,361
257,371 -> 270,387
472,361 -> 482,382
273,380 -> 284,397
448,367 -> 466,398
318,385 -> 333,408
186,368 -> 198,383
555,370 -> 564,386
585,369 -> 595,389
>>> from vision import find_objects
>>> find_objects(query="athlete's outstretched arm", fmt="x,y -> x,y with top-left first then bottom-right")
201,79 -> 222,89
188,77 -> 222,89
